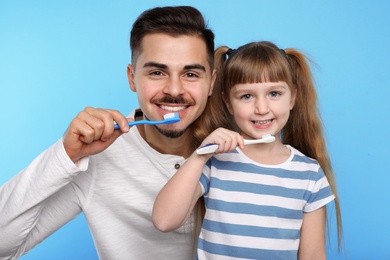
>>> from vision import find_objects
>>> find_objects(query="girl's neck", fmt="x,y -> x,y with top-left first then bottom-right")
240,140 -> 291,165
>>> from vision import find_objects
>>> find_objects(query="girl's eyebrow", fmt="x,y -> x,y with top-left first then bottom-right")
263,84 -> 289,91
271,84 -> 288,89
233,83 -> 288,92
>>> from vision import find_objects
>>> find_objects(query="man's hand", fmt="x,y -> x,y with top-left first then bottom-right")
63,107 -> 131,163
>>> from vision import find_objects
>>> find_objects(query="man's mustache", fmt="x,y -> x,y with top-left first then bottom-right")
152,95 -> 195,105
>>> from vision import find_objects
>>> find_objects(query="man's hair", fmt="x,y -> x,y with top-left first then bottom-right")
130,6 -> 215,70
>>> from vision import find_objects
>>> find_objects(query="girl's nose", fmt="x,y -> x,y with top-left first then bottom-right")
255,98 -> 269,114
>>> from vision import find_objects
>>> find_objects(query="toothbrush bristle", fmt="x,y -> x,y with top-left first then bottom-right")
163,113 -> 179,119
261,134 -> 275,142
162,112 -> 180,123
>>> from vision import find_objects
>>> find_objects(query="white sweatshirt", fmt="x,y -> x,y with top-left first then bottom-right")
0,126 -> 194,259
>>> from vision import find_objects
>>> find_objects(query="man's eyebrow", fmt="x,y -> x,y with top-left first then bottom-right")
142,62 -> 206,72
184,64 -> 206,72
143,62 -> 167,69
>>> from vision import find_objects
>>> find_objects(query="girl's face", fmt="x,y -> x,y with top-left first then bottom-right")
226,81 -> 295,140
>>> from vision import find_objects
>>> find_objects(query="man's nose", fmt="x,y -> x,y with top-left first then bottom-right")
163,76 -> 185,96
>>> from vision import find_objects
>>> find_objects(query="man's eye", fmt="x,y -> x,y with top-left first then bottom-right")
150,71 -> 163,76
185,72 -> 199,78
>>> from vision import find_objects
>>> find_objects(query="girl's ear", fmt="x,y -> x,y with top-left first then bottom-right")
290,88 -> 297,110
127,64 -> 136,92
222,93 -> 233,115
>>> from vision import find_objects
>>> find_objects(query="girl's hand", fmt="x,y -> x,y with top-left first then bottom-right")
199,127 -> 244,155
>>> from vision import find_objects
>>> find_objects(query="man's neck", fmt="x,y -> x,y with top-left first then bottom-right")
136,124 -> 194,158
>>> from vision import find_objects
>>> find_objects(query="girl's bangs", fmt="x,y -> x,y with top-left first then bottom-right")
226,54 -> 290,87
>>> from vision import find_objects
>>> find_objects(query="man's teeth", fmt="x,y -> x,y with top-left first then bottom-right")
254,120 -> 271,125
160,105 -> 187,112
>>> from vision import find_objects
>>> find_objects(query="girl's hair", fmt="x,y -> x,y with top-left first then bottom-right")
213,41 -> 343,249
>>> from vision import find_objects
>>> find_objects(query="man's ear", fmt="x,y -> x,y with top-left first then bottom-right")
208,69 -> 217,96
127,64 -> 136,92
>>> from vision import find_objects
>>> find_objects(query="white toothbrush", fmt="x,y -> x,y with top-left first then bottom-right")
196,134 -> 275,155
114,112 -> 180,129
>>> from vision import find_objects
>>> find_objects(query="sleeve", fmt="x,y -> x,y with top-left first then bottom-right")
303,167 -> 335,213
199,158 -> 212,197
0,138 -> 90,259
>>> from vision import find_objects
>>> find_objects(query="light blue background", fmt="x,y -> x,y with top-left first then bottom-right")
1,1 -> 389,259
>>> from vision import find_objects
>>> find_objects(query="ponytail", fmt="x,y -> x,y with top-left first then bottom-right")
191,46 -> 235,146
189,46 -> 235,255
283,49 -> 343,250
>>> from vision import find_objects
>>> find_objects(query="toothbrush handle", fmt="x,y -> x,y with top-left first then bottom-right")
113,120 -> 149,130
243,135 -> 275,145
196,144 -> 218,155
196,135 -> 276,155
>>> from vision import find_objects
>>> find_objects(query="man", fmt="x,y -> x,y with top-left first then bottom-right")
0,6 -> 228,259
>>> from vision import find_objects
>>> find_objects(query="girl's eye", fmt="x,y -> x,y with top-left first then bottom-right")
269,91 -> 281,98
240,94 -> 252,100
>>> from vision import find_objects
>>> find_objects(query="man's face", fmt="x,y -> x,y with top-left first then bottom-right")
128,33 -> 215,137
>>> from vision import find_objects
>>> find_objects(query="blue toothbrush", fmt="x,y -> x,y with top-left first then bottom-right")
114,112 -> 180,129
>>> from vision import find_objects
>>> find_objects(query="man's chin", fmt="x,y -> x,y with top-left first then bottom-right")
154,125 -> 188,138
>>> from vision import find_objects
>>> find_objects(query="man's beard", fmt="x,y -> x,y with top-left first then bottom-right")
154,125 -> 188,138
148,95 -> 195,138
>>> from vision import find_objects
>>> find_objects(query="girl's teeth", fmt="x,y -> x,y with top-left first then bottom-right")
254,120 -> 271,125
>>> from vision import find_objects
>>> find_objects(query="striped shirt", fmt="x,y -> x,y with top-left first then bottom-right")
198,145 -> 335,259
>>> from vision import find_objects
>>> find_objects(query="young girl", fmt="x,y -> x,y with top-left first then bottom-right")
153,41 -> 342,259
